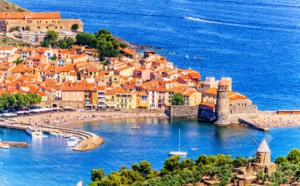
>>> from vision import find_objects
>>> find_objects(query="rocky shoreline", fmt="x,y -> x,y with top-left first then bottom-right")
114,36 -> 152,50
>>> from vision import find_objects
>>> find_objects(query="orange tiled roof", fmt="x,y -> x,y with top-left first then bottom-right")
200,102 -> 215,108
204,88 -> 217,95
0,12 -> 60,19
183,90 -> 197,96
105,89 -> 115,95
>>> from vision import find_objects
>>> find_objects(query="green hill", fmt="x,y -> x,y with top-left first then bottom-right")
0,0 -> 29,12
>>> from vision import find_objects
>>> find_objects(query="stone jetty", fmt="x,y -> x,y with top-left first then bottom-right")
0,121 -> 103,151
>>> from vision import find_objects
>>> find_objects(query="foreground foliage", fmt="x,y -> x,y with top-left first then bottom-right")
89,148 -> 300,186
89,154 -> 249,186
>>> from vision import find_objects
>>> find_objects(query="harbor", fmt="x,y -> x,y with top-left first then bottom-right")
0,120 -> 103,151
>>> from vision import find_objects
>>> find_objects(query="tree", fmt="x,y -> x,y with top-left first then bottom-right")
40,39 -> 50,47
45,30 -> 59,48
51,54 -> 57,61
91,168 -> 105,182
76,32 -> 97,48
171,93 -> 184,105
275,156 -> 288,165
46,30 -> 59,41
71,23 -> 79,31
95,29 -> 120,60
287,148 -> 300,164
13,58 -> 24,65
58,37 -> 74,49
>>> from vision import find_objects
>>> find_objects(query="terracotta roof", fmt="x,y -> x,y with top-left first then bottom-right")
121,48 -> 137,55
0,12 -> 61,19
97,86 -> 105,91
188,72 -> 200,78
105,89 -> 115,95
183,90 -> 197,96
204,88 -> 217,95
200,102 -> 216,108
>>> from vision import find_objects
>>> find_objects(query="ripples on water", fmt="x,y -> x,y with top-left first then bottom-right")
1,118 -> 300,185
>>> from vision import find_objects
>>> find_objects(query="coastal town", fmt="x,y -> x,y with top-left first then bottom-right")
0,12 -> 260,120
0,11 -> 298,131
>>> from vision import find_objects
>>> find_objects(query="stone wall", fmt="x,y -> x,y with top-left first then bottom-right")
198,110 -> 215,121
40,100 -> 85,109
230,99 -> 257,114
169,105 -> 199,118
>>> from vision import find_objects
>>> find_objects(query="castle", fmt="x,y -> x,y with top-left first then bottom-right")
0,12 -> 83,32
199,77 -> 258,124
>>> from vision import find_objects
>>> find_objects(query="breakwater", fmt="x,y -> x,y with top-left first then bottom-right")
0,121 -> 103,151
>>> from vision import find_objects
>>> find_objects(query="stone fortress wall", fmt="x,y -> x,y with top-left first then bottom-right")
0,12 -> 83,32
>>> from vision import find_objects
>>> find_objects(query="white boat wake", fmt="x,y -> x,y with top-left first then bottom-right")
184,16 -> 298,32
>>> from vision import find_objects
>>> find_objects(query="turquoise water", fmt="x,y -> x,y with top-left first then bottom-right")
0,118 -> 300,185
2,0 -> 300,185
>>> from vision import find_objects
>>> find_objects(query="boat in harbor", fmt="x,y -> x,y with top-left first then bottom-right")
169,129 -> 187,156
194,56 -> 202,60
26,126 -> 45,137
131,126 -> 140,129
1,144 -> 10,149
66,140 -> 78,147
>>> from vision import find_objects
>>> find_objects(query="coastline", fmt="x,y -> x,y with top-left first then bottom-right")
12,109 -> 168,127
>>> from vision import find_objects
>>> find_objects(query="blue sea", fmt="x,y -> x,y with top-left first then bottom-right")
1,0 -> 300,185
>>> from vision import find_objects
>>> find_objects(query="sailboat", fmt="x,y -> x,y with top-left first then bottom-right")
169,129 -> 187,156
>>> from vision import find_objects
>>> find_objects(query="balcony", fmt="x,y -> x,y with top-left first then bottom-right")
54,97 -> 62,100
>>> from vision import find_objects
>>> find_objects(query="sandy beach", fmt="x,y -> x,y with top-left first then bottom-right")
251,112 -> 300,128
12,109 -> 168,126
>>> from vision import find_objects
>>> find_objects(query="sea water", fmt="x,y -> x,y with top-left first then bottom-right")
1,118 -> 300,185
2,0 -> 300,185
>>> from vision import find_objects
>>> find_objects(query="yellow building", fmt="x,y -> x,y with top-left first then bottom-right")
115,87 -> 136,109
90,87 -> 98,107
114,66 -> 134,77
105,88 -> 116,109
183,90 -> 202,106
111,75 -> 121,88
136,91 -> 148,108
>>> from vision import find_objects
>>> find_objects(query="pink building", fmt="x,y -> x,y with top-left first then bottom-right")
133,68 -> 153,81
61,86 -> 85,102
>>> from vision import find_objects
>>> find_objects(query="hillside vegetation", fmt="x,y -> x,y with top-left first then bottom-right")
0,0 -> 29,12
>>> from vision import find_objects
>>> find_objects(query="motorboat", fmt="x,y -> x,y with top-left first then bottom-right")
1,144 -> 10,149
194,56 -> 202,60
185,55 -> 189,59
169,129 -> 188,156
131,126 -> 140,129
26,126 -> 44,137
66,140 -> 78,147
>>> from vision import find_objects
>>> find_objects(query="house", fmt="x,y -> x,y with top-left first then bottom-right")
97,86 -> 106,109
105,88 -> 115,109
115,87 -> 136,109
133,67 -> 153,81
182,90 -> 202,106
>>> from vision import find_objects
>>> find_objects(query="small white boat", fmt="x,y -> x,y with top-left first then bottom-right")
26,126 -> 45,138
66,140 -> 78,147
194,56 -> 202,60
1,144 -> 10,149
131,126 -> 140,129
185,55 -> 189,59
190,147 -> 198,151
169,129 -> 187,156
